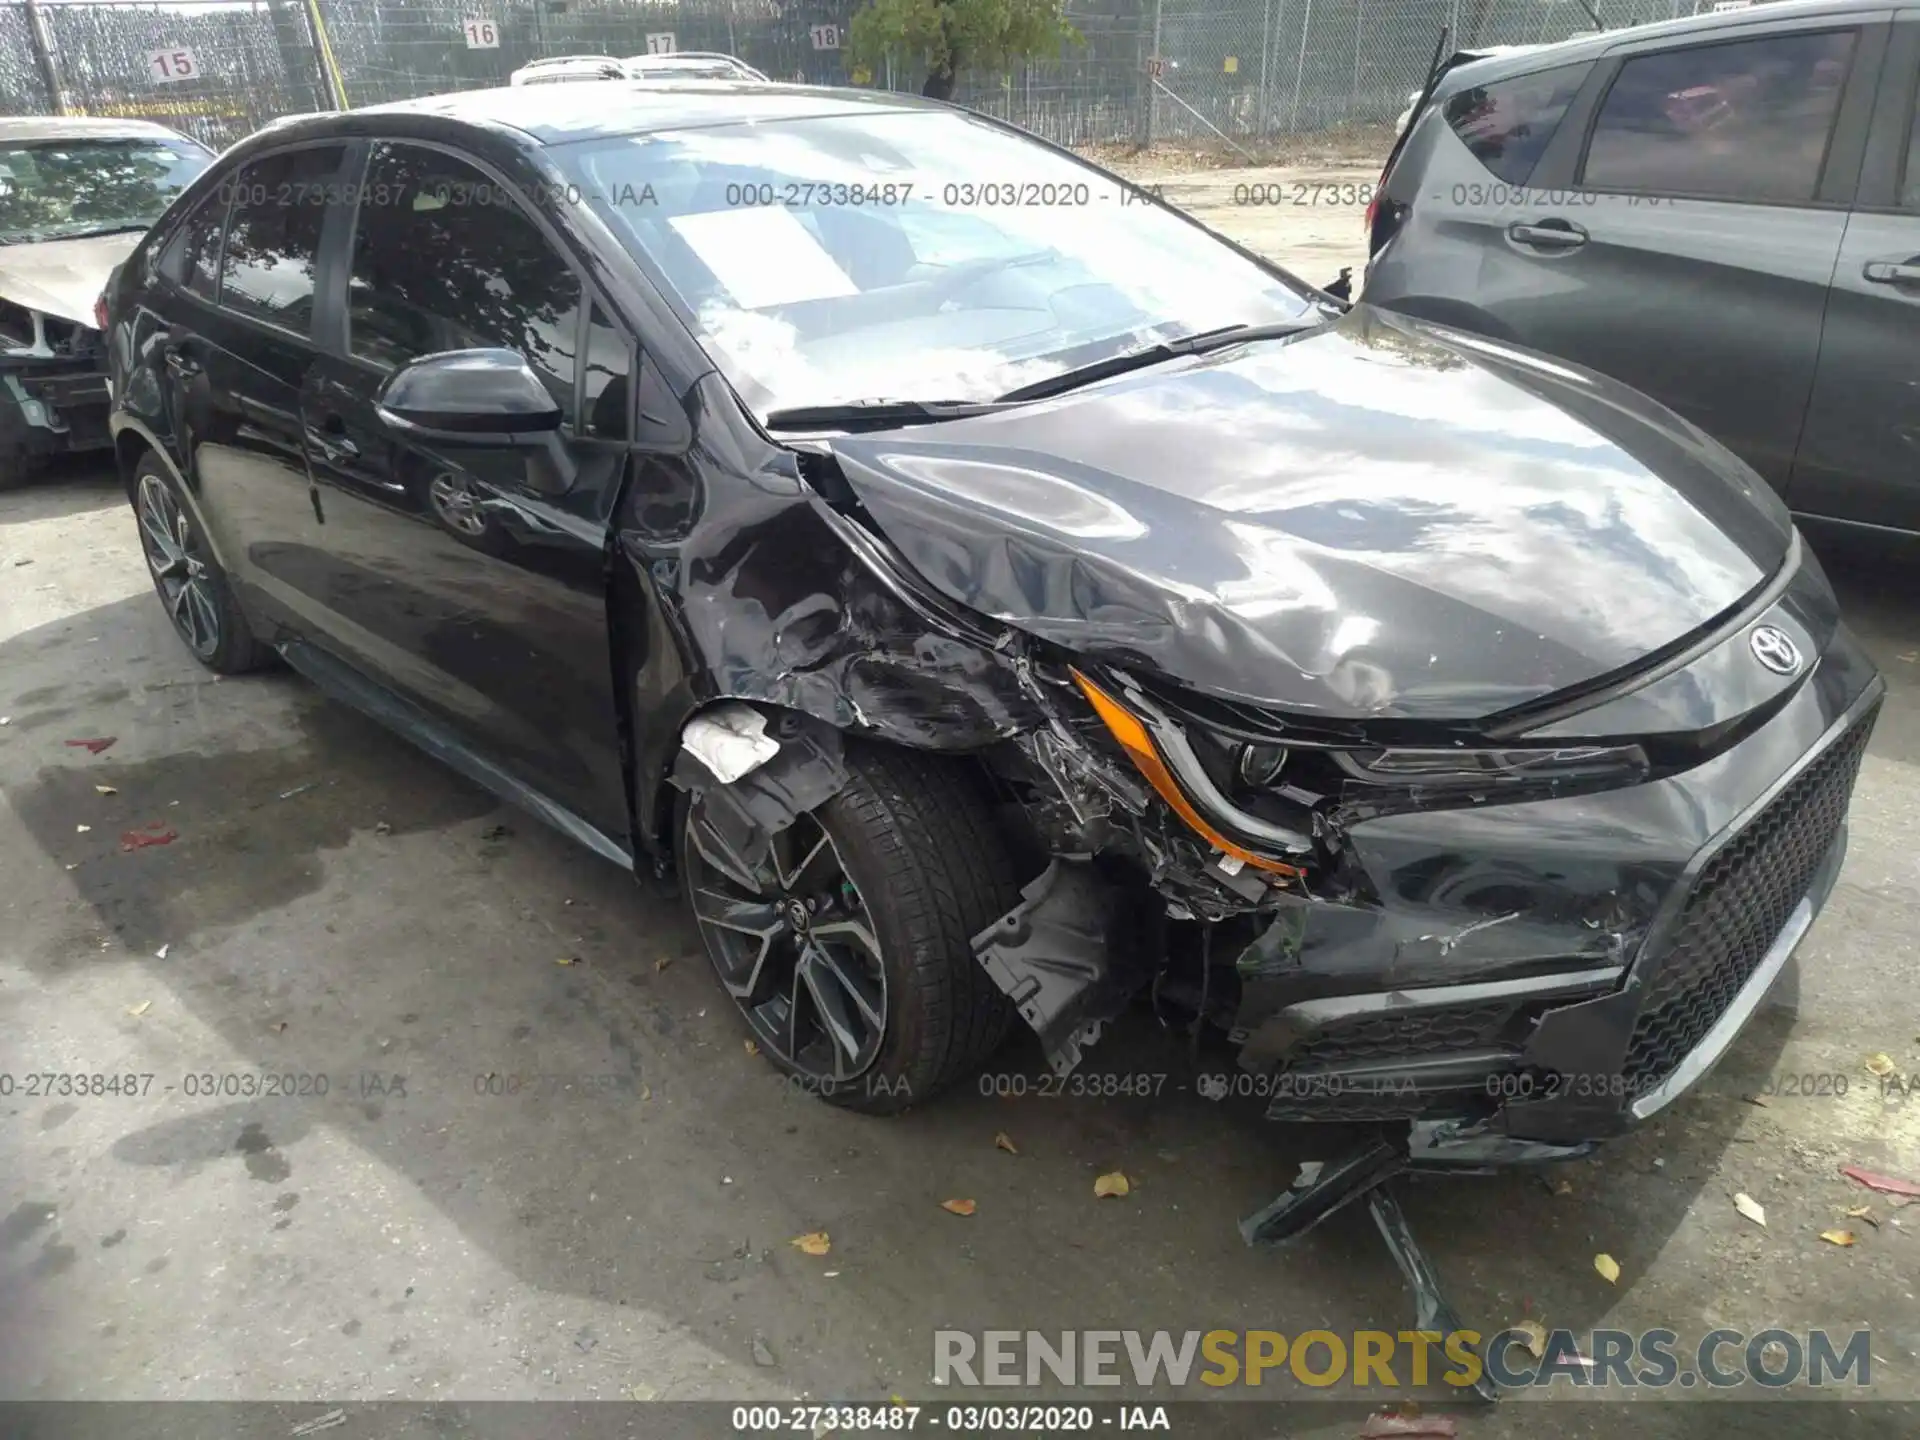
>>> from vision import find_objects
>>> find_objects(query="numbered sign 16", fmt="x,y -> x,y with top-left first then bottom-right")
147,48 -> 200,84
644,32 -> 676,55
463,17 -> 500,48
809,23 -> 841,50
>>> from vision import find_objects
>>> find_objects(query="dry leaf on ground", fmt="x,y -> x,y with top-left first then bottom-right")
1094,1171 -> 1131,1198
1866,1053 -> 1896,1077
994,1132 -> 1019,1155
1819,1229 -> 1857,1247
1510,1318 -> 1548,1359
941,1198 -> 977,1216
1594,1253 -> 1621,1284
790,1232 -> 831,1256
1734,1192 -> 1767,1227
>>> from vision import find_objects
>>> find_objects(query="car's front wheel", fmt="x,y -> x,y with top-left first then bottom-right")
678,744 -> 1020,1114
133,453 -> 269,675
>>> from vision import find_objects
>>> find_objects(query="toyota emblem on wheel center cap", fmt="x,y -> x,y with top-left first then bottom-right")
1749,625 -> 1802,676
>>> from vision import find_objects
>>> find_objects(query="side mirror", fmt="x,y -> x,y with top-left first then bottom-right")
375,348 -> 576,494
375,349 -> 562,445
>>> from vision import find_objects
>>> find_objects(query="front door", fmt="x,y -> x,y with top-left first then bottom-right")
298,140 -> 635,843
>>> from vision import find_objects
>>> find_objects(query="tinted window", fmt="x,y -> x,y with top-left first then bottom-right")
582,303 -> 631,439
1444,63 -> 1590,184
348,144 -> 582,413
161,194 -> 225,300
218,146 -> 343,330
1583,31 -> 1857,202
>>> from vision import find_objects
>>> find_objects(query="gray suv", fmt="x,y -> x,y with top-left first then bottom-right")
1363,0 -> 1920,534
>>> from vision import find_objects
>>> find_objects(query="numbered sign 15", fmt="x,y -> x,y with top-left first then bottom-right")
644,32 -> 676,55
147,48 -> 200,84
809,23 -> 841,50
463,17 -> 500,48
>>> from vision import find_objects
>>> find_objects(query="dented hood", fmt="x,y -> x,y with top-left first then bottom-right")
826,306 -> 1793,720
0,231 -> 137,326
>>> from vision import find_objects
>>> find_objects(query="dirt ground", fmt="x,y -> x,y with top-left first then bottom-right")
1095,129 -> 1390,291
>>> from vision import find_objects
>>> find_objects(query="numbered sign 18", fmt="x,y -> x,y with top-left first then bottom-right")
644,32 -> 676,55
147,48 -> 200,84
809,23 -> 841,50
462,17 -> 500,48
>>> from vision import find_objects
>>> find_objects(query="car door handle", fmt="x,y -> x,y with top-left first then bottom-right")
1863,260 -> 1920,285
163,347 -> 200,377
1507,220 -> 1588,250
304,424 -> 359,463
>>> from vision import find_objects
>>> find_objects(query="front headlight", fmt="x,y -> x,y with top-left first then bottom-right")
1072,666 -> 1653,872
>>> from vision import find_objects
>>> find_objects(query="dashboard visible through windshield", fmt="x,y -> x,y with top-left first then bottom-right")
553,109 -> 1313,415
0,137 -> 212,245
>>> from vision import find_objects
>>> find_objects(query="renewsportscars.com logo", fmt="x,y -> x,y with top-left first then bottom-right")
933,1328 -> 1873,1390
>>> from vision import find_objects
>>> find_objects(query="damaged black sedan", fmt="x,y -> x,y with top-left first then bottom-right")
105,85 -> 1879,1221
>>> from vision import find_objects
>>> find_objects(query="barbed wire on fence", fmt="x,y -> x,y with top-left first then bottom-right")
0,0 -> 1713,152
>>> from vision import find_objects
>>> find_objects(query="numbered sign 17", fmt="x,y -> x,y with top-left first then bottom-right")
809,24 -> 841,50
644,32 -> 676,55
147,48 -> 200,84
463,17 -> 500,48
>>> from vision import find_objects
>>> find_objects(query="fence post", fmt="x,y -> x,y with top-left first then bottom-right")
304,0 -> 350,110
1350,0 -> 1363,116
1287,0 -> 1313,133
1145,0 -> 1163,146
269,0 -> 323,113
1257,0 -> 1272,137
22,0 -> 66,115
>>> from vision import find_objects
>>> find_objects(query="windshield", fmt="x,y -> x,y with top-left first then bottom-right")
0,137 -> 211,245
553,110 -> 1313,413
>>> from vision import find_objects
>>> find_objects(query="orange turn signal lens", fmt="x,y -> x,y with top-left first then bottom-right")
1070,668 -> 1301,878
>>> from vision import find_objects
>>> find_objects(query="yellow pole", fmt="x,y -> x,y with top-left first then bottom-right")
304,0 -> 351,110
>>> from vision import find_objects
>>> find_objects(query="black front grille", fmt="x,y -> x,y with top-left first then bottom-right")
1286,1000 -> 1514,1068
1622,708 -> 1876,1089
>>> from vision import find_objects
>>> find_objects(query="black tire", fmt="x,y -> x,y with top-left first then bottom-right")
132,452 -> 271,675
680,743 -> 1021,1114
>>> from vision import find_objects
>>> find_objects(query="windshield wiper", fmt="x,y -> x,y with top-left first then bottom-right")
55,223 -> 153,240
763,397 -> 1014,433
994,319 -> 1324,404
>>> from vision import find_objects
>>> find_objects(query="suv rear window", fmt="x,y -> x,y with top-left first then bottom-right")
1582,30 -> 1857,203
1443,63 -> 1590,184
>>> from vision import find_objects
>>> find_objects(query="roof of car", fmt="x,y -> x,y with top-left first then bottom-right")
347,81 -> 935,145
0,115 -> 201,145
1435,0 -> 1904,90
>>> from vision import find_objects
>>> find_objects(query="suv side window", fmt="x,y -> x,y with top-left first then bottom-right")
348,143 -> 583,416
158,196 -> 225,300
1444,63 -> 1591,185
1582,30 -> 1858,203
218,146 -> 344,331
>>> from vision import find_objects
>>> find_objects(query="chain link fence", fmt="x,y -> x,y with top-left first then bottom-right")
0,0 -> 1737,152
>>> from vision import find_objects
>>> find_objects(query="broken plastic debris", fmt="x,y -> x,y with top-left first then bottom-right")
941,1198 -> 977,1216
120,822 -> 178,850
790,1232 -> 831,1256
374,821 -> 392,836
750,1335 -> 776,1366
94,784 -> 116,795
126,1000 -> 151,1017
1593,1253 -> 1621,1284
1819,1229 -> 1857,1247
1292,1160 -> 1325,1190
279,782 -> 317,800
289,1411 -> 347,1437
994,1132 -> 1019,1155
680,702 -> 782,785
1093,1171 -> 1131,1199
1734,1192 -> 1767,1227
655,956 -> 672,972
1866,1053 -> 1896,1077
65,737 -> 117,754
75,823 -> 90,833
1841,1165 -> 1920,1197
154,944 -> 169,960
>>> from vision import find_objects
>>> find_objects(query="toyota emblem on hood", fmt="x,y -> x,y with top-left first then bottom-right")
1750,625 -> 1803,675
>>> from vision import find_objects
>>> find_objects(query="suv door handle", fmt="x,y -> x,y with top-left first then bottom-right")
1507,220 -> 1589,250
1863,260 -> 1920,285
163,347 -> 200,377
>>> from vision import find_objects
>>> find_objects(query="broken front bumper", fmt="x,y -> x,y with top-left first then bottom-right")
1229,638 -> 1882,1152
2,361 -> 113,462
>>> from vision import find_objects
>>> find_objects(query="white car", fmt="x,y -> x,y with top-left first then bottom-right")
508,56 -> 628,87
1,116 -> 211,481
623,52 -> 768,82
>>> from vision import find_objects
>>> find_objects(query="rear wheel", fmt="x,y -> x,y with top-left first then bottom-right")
679,743 -> 1020,1113
133,454 -> 270,674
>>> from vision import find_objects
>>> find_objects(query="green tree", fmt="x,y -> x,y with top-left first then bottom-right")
847,0 -> 1079,102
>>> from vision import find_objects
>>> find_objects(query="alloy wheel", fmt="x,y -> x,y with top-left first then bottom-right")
428,472 -> 488,538
137,473 -> 221,659
684,805 -> 889,1082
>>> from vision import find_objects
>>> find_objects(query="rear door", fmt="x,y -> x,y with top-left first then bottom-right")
1790,14 -> 1920,529
1382,17 -> 1884,495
